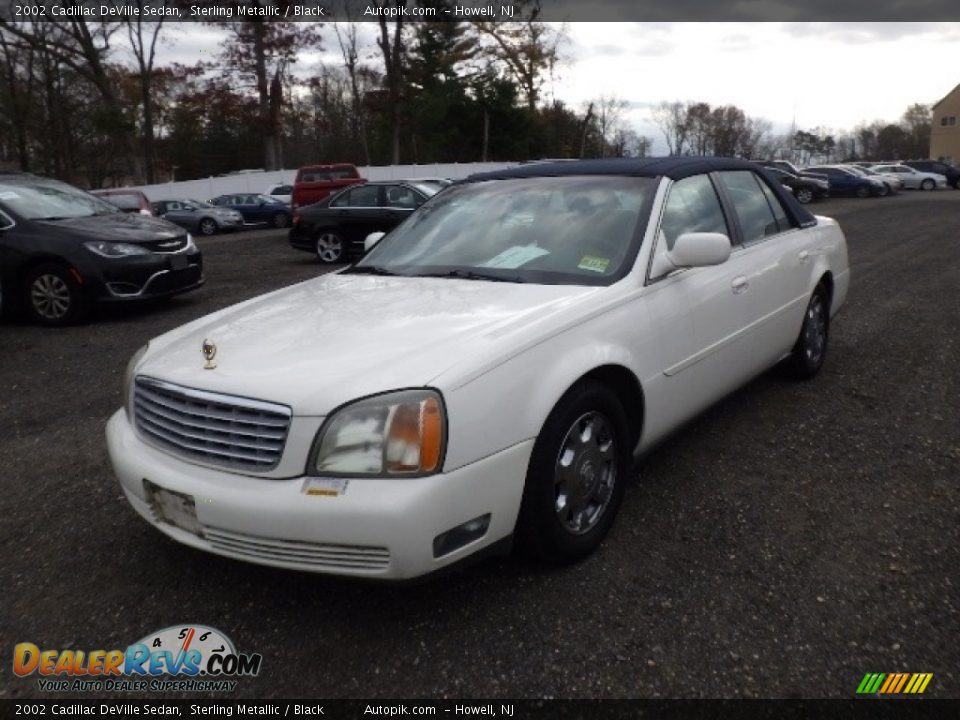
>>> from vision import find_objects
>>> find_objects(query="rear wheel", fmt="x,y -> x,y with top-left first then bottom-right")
198,217 -> 218,236
795,187 -> 814,204
315,231 -> 345,263
920,178 -> 935,191
24,263 -> 89,326
515,379 -> 631,563
787,284 -> 830,379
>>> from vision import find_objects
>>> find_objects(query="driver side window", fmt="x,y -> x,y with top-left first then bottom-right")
659,174 -> 730,251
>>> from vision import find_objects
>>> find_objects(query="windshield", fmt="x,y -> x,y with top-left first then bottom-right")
0,179 -> 120,220
350,175 -> 656,286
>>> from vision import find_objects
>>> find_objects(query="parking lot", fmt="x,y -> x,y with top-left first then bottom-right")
1,190 -> 958,699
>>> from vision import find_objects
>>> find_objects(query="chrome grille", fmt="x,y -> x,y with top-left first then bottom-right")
134,376 -> 291,470
205,527 -> 391,572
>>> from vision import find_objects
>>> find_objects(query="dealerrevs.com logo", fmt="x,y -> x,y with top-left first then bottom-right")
13,625 -> 262,693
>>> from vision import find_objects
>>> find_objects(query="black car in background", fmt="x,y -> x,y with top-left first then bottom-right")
289,181 -> 438,263
903,160 -> 960,189
761,167 -> 830,204
0,173 -> 203,326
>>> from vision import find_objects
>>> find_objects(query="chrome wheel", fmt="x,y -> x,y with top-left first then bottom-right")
315,232 -> 344,263
199,218 -> 217,236
803,293 -> 827,365
795,188 -> 813,204
554,411 -> 617,535
30,273 -> 71,320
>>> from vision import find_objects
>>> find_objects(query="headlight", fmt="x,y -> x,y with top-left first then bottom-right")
310,389 -> 445,476
123,344 -> 149,420
84,241 -> 150,257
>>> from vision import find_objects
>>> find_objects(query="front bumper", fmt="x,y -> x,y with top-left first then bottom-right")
88,250 -> 204,301
106,410 -> 532,579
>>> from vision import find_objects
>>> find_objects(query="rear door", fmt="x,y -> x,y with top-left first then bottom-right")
715,169 -> 811,366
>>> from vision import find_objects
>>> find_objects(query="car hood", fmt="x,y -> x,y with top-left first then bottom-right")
138,274 -> 600,415
39,213 -> 185,242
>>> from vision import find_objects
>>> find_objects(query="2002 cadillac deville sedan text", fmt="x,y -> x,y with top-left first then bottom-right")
106,158 -> 849,580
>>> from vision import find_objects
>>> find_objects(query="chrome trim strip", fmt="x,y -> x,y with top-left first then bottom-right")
137,376 -> 292,418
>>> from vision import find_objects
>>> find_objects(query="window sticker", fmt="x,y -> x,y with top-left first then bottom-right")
481,245 -> 550,269
578,255 -> 610,273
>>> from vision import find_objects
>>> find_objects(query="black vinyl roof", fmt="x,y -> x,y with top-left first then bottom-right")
463,157 -> 818,228
465,157 -> 771,182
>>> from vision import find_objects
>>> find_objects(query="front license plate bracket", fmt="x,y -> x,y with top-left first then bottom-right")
144,479 -> 203,536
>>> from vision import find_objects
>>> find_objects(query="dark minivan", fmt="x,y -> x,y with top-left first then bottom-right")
0,173 -> 203,326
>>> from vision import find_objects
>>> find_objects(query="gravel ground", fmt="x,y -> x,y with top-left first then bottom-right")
1,191 -> 958,699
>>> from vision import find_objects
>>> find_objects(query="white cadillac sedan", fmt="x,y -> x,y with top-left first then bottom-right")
106,158 -> 849,580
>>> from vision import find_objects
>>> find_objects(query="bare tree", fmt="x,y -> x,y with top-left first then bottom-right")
473,2 -> 565,112
374,0 -> 407,164
334,4 -> 370,165
651,101 -> 689,156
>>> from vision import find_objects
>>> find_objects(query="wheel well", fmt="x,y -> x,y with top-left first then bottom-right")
818,271 -> 834,307
19,256 -> 73,291
580,364 -> 645,449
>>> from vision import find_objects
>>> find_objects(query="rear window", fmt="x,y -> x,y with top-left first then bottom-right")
100,193 -> 142,210
298,167 -> 359,182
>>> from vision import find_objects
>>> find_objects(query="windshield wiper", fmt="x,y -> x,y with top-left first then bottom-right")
342,265 -> 403,276
417,269 -> 525,283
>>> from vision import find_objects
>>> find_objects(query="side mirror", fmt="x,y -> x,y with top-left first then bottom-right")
651,232 -> 730,277
364,231 -> 386,252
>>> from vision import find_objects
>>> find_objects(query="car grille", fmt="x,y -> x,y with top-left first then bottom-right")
204,527 -> 391,572
133,377 -> 291,471
144,235 -> 190,253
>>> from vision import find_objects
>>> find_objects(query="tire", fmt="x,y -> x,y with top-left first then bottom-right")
24,263 -> 89,326
198,217 -> 218,236
876,183 -> 889,197
787,284 -> 830,380
795,187 -> 814,204
315,231 -> 345,263
855,185 -> 870,198
273,212 -> 290,229
514,379 -> 631,564
920,178 -> 935,191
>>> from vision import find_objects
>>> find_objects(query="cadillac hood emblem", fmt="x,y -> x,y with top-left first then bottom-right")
202,338 -> 217,369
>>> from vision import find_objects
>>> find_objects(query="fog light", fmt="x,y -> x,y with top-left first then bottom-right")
432,514 -> 491,558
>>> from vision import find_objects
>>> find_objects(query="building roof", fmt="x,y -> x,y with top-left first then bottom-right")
932,82 -> 960,110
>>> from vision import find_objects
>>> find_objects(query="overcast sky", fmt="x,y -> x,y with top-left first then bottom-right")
153,21 -> 960,154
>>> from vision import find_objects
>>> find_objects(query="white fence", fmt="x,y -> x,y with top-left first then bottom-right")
113,162 -> 520,201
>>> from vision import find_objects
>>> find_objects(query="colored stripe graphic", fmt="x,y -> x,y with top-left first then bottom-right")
859,672 -> 933,695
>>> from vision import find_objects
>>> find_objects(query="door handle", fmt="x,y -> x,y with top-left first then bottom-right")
798,250 -> 810,263
731,276 -> 749,294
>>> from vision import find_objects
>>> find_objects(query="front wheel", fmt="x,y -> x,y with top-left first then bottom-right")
273,212 -> 290,229
315,231 -> 345,263
515,379 -> 631,563
24,263 -> 89,326
920,178 -> 935,191
855,185 -> 870,198
795,187 -> 814,204
198,217 -> 218,236
787,284 -> 830,379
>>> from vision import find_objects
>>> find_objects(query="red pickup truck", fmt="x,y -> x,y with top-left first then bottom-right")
291,163 -> 365,209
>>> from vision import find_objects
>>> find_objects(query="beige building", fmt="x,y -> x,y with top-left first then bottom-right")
931,83 -> 960,162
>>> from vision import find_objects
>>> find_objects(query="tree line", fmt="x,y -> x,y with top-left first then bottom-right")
0,2 -> 937,189
0,0 -> 655,187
